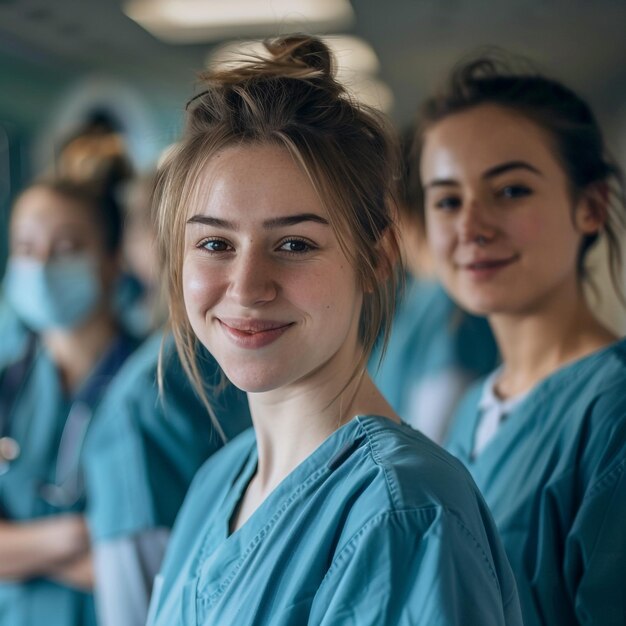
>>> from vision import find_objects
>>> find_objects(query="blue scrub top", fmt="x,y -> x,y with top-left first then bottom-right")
446,338 -> 626,626
370,278 -> 497,437
0,295 -> 28,368
0,334 -> 138,626
84,331 -> 251,542
148,416 -> 522,626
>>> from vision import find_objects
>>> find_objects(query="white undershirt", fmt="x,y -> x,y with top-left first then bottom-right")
93,528 -> 170,626
473,369 -> 528,457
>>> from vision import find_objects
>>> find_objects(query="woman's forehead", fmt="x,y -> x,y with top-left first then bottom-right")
190,143 -> 328,223
421,104 -> 561,182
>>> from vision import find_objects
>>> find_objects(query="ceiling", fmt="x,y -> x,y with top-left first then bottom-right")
1,0 -> 625,134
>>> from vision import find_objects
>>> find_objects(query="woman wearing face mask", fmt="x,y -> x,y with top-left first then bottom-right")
145,36 -> 522,626
0,179 -> 138,626
413,57 -> 626,625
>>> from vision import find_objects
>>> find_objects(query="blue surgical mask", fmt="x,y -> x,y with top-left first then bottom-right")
4,254 -> 102,332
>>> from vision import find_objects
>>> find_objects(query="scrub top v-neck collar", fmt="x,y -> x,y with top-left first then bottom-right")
464,339 -> 625,472
200,416 -> 369,557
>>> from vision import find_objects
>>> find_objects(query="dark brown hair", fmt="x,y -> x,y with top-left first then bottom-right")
410,54 -> 626,296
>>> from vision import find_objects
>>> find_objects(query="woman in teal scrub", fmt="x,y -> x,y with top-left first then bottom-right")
146,35 -> 521,626
0,179 -> 137,625
413,57 -> 626,625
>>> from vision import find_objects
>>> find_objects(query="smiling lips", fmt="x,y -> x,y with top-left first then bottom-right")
460,254 -> 519,279
218,318 -> 295,349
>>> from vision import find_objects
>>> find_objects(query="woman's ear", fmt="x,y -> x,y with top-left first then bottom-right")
574,181 -> 609,235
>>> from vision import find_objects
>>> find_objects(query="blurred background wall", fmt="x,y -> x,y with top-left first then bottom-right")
1,0 -> 625,329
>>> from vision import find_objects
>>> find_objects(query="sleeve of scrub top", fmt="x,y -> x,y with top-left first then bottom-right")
93,529 -> 170,626
309,507 -> 522,626
562,397 -> 626,625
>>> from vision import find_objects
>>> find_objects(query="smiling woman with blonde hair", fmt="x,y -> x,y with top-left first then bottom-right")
146,35 -> 521,626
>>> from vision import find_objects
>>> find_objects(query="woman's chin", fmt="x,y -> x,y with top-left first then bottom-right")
219,365 -> 289,395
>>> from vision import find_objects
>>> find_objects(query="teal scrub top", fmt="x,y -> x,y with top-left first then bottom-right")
0,295 -> 28,368
369,278 -> 497,436
148,416 -> 522,626
0,335 -> 137,626
446,339 -> 626,626
84,331 -> 251,542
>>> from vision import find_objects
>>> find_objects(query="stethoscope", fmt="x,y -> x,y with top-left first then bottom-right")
38,399 -> 95,507
0,333 -> 134,507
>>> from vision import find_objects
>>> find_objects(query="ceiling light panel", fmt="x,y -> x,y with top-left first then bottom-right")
124,0 -> 354,43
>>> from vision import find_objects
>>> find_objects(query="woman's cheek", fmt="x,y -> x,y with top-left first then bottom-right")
182,259 -> 219,315
507,213 -> 544,246
427,221 -> 454,269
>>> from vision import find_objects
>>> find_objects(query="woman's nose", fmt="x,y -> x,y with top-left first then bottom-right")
458,199 -> 497,245
227,251 -> 278,307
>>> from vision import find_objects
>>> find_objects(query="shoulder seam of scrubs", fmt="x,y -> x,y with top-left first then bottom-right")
357,417 -> 402,508
586,456 -> 625,500
575,460 -> 626,586
319,507 -> 502,591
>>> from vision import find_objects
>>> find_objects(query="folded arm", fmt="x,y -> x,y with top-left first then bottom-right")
0,515 -> 91,585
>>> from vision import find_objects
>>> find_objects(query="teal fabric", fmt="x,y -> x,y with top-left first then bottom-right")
369,278 -> 497,424
0,335 -> 137,626
84,331 -> 251,542
0,294 -> 28,368
148,416 -> 522,626
446,339 -> 626,626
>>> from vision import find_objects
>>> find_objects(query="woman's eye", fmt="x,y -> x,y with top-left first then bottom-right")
54,239 -> 81,255
277,238 -> 316,254
200,238 -> 232,253
499,185 -> 532,199
433,196 -> 462,211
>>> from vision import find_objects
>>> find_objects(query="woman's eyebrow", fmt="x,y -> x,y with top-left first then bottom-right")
186,213 -> 329,230
482,160 -> 543,179
187,215 -> 237,230
262,213 -> 329,229
424,178 -> 459,189
424,161 -> 543,190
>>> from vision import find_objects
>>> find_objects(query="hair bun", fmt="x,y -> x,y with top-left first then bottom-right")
201,34 -> 340,95
265,35 -> 333,78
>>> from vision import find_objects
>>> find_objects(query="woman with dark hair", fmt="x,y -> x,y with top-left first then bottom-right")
146,36 -> 521,626
413,56 -> 626,625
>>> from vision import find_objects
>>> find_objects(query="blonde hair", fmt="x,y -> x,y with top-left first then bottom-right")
154,35 -> 400,437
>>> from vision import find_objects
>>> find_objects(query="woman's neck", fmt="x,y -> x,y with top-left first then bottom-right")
42,308 -> 119,393
490,281 -> 617,399
247,360 -> 398,500
228,370 -> 395,535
